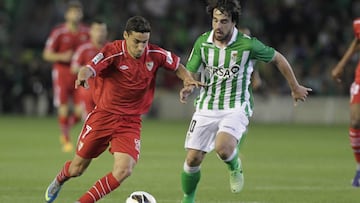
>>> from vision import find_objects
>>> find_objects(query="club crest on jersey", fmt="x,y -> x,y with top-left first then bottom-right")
146,61 -> 154,71
92,53 -> 104,65
231,53 -> 238,61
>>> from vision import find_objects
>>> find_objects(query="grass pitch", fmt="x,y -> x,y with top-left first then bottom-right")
0,116 -> 358,203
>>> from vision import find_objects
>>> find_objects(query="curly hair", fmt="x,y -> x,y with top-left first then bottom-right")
206,0 -> 241,25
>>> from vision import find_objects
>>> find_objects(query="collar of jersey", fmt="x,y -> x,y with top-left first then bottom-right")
121,40 -> 147,61
207,28 -> 238,47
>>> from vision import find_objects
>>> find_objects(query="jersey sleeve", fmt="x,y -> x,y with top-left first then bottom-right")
155,47 -> 180,71
86,43 -> 115,76
353,18 -> 360,39
249,37 -> 275,63
71,46 -> 83,68
186,37 -> 203,73
44,29 -> 59,52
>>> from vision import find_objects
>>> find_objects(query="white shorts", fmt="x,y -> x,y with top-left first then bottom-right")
184,109 -> 249,152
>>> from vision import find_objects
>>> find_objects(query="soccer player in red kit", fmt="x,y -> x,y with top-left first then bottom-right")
44,16 -> 204,203
332,18 -> 360,187
71,19 -> 108,115
43,0 -> 89,152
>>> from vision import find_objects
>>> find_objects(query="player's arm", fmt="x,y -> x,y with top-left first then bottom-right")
70,49 -> 83,74
251,69 -> 262,90
271,51 -> 312,104
175,63 -> 203,87
70,64 -> 81,74
75,66 -> 95,89
331,38 -> 359,83
176,63 -> 204,103
43,49 -> 74,63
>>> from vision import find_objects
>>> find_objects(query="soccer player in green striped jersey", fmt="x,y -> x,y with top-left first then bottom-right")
179,0 -> 312,202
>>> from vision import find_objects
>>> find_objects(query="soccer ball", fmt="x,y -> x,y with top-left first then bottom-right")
125,191 -> 157,203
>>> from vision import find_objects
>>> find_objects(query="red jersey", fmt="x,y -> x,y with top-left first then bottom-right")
72,41 -> 101,67
354,19 -> 360,83
86,40 -> 180,115
44,23 -> 90,69
355,63 -> 360,83
71,41 -> 104,112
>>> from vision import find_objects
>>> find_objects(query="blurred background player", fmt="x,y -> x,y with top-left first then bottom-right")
42,0 -> 90,152
331,18 -> 360,187
179,0 -> 312,202
71,19 -> 108,116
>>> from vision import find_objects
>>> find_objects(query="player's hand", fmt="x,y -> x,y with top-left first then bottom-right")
60,50 -> 74,62
70,66 -> 80,74
331,67 -> 344,83
291,85 -> 312,106
183,78 -> 205,88
75,66 -> 94,89
75,79 -> 89,89
179,85 -> 195,104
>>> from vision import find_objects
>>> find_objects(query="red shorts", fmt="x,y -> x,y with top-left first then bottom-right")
52,66 -> 81,106
350,82 -> 360,104
76,109 -> 142,161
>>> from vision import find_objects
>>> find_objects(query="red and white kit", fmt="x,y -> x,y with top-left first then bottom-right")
44,23 -> 90,106
77,40 -> 180,161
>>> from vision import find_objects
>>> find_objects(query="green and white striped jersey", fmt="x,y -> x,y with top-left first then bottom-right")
186,29 -> 275,116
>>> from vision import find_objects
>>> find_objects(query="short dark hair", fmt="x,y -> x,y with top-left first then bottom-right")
66,0 -> 83,10
206,0 -> 241,25
91,17 -> 106,25
124,16 -> 151,34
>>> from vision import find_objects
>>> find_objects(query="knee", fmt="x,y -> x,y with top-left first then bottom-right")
350,110 -> 360,128
185,153 -> 204,167
215,146 -> 234,160
112,166 -> 133,181
351,118 -> 360,129
186,157 -> 201,166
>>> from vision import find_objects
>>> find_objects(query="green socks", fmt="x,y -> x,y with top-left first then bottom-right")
181,171 -> 200,203
225,149 -> 239,171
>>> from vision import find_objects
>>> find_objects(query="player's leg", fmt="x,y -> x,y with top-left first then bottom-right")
76,115 -> 141,202
215,132 -> 243,193
349,102 -> 360,187
216,110 -> 248,193
181,149 -> 205,203
72,103 -> 83,123
45,155 -> 92,203
58,104 -> 73,151
181,113 -> 217,203
349,82 -> 360,187
77,152 -> 135,203
53,68 -> 74,152
69,81 -> 84,127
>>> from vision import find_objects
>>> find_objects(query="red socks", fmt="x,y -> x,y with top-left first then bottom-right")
54,162 -> 120,202
59,115 -> 81,142
349,128 -> 360,163
56,161 -> 71,184
69,114 -> 81,126
59,116 -> 70,142
77,173 -> 120,203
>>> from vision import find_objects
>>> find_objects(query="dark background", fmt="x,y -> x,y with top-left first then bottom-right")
0,0 -> 359,115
